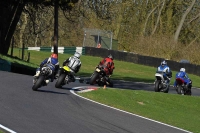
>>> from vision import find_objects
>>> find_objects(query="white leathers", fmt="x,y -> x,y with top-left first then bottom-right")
67,56 -> 81,72
157,65 -> 170,73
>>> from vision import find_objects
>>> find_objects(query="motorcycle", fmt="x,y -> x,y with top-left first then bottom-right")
55,66 -> 71,88
154,71 -> 170,93
32,65 -> 53,91
175,78 -> 192,95
89,65 -> 113,87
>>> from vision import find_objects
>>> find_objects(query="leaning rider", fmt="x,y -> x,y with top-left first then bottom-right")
33,53 -> 59,84
56,52 -> 81,82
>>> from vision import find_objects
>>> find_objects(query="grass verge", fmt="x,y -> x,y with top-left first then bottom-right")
79,88 -> 200,133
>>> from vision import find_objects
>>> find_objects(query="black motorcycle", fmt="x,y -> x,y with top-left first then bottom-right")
32,65 -> 53,91
90,65 -> 113,87
175,78 -> 192,95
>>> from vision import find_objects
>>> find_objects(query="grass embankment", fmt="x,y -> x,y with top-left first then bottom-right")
1,49 -> 200,133
79,89 -> 200,133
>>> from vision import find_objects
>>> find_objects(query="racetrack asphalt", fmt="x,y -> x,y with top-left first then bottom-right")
0,70 -> 197,133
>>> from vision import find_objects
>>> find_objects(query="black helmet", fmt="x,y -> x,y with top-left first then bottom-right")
108,54 -> 113,60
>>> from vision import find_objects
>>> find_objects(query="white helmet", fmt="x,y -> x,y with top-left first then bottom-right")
161,60 -> 167,66
74,52 -> 81,58
180,68 -> 185,72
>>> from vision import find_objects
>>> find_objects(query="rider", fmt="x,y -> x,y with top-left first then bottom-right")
156,60 -> 172,83
56,52 -> 81,82
33,53 -> 59,84
173,68 -> 192,88
98,54 -> 115,77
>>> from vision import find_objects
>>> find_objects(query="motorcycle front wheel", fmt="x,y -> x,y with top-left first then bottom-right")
154,80 -> 161,92
32,75 -> 45,91
90,71 -> 99,85
55,73 -> 66,88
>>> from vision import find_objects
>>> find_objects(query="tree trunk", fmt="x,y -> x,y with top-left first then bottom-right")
151,0 -> 165,35
0,0 -> 25,55
19,13 -> 28,48
174,0 -> 196,42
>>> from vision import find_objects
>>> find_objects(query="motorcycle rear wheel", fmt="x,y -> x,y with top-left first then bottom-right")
55,73 -> 66,88
177,86 -> 184,95
32,76 -> 45,91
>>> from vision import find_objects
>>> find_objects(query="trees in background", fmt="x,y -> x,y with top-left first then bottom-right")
2,0 -> 200,63
0,0 -> 79,55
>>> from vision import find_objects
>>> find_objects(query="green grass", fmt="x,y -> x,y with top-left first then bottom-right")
0,130 -> 4,133
1,48 -> 200,133
79,89 -> 200,133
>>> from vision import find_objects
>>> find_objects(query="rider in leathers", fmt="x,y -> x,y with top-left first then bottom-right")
173,68 -> 192,89
97,54 -> 115,86
56,52 -> 81,82
156,60 -> 172,84
33,53 -> 59,84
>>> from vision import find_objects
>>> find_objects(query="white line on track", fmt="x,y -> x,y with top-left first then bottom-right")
0,124 -> 17,133
70,88 -> 192,133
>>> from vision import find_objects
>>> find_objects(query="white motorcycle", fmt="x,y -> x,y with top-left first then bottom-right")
154,71 -> 170,93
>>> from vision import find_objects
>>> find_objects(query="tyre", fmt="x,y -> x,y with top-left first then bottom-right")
177,85 -> 184,95
90,72 -> 99,85
55,73 -> 66,88
32,76 -> 45,91
154,80 -> 161,92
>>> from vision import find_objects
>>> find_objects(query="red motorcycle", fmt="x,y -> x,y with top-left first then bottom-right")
175,78 -> 192,95
89,65 -> 113,87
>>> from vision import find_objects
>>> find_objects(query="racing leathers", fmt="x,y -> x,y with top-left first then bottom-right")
34,57 -> 59,84
99,57 -> 115,76
157,64 -> 172,83
59,55 -> 81,82
173,71 -> 192,88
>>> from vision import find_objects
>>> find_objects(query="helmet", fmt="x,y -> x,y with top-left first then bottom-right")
161,60 -> 167,66
108,54 -> 113,60
74,52 -> 81,58
180,68 -> 185,72
51,53 -> 58,59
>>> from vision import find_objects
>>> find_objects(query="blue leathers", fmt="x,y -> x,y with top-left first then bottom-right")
157,64 -> 172,79
174,71 -> 190,86
35,56 -> 59,82
40,57 -> 59,72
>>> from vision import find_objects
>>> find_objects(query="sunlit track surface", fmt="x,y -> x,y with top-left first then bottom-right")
0,71 -> 195,133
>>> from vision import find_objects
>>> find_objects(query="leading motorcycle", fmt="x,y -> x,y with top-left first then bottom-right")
90,65 -> 113,87
55,66 -> 71,88
175,78 -> 192,95
32,65 -> 53,91
154,71 -> 170,93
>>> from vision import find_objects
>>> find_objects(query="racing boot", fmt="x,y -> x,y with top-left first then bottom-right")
33,71 -> 40,84
69,74 -> 75,82
34,70 -> 40,78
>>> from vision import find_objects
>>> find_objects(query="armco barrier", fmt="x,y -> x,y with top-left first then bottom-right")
84,47 -> 200,76
28,47 -> 85,55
